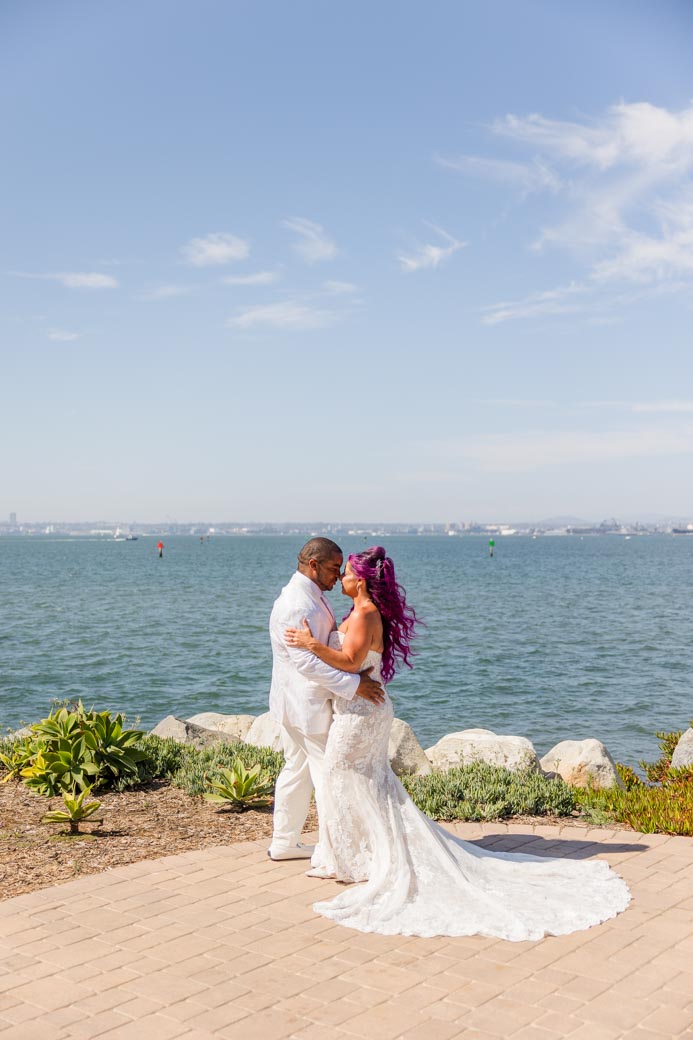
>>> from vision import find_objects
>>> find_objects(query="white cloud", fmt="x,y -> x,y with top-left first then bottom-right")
591,209 -> 693,284
473,397 -> 693,413
569,399 -> 693,413
397,223 -> 466,272
221,271 -> 279,286
181,232 -> 249,267
282,217 -> 337,263
436,153 -> 560,194
451,101 -> 693,319
322,280 -> 358,294
228,301 -> 335,331
482,282 -> 587,325
10,271 -> 118,289
426,424 -> 693,473
631,400 -> 693,414
139,284 -> 191,300
491,102 -> 693,171
55,272 -> 118,289
47,329 -> 80,341
471,398 -> 558,408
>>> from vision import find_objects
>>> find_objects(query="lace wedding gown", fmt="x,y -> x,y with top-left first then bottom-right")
311,633 -> 631,940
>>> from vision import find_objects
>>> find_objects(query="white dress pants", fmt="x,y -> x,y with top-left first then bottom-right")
269,722 -> 329,855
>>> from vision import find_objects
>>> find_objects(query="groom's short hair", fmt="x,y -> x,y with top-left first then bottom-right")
297,537 -> 342,565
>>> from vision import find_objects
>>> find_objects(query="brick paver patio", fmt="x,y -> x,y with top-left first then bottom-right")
1,821 -> 692,1039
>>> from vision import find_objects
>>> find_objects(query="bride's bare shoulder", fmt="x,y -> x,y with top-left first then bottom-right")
349,603 -> 381,628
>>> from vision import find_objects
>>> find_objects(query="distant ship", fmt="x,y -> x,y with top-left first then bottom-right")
673,527 -> 693,534
114,528 -> 138,541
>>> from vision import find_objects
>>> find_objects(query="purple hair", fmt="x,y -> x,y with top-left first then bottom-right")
346,546 -> 418,683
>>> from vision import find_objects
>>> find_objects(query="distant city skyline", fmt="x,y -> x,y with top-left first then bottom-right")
3,2 -> 693,521
4,513 -> 693,534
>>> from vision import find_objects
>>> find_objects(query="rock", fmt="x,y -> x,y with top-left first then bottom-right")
426,729 -> 540,773
149,715 -> 232,749
186,713 -> 256,742
540,739 -> 623,789
243,712 -> 283,752
671,727 -> 693,769
388,718 -> 432,776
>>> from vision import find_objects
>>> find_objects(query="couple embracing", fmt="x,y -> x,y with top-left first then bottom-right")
267,538 -> 630,940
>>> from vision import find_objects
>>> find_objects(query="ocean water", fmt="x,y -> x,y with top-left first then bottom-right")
1,534 -> 692,769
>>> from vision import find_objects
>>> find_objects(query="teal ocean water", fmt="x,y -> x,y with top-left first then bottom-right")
2,535 -> 692,769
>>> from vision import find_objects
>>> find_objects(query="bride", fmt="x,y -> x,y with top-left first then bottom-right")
284,545 -> 630,941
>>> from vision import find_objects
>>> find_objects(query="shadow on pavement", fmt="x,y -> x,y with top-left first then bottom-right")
470,833 -> 650,857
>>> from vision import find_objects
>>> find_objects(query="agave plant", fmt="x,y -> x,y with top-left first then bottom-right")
0,738 -> 37,783
42,788 -> 103,834
22,703 -> 146,795
204,761 -> 274,811
83,710 -> 148,785
21,740 -> 100,796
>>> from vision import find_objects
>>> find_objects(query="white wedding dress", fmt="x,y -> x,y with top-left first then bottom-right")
311,633 -> 631,940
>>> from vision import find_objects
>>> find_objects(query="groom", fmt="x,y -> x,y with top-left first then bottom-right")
267,537 -> 385,861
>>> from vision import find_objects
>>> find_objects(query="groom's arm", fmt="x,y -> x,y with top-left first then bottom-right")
290,645 -> 360,700
272,602 -> 360,701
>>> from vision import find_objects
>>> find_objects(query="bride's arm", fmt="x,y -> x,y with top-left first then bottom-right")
285,611 -> 373,672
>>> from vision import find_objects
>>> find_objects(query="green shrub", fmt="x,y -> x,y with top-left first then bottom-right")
112,734 -> 189,790
575,781 -> 693,836
402,762 -> 577,821
2,703 -> 147,796
170,741 -> 284,797
204,761 -> 275,811
614,762 -> 642,790
21,741 -> 100,796
640,728 -> 685,783
0,737 -> 37,783
576,721 -> 693,835
42,788 -> 103,834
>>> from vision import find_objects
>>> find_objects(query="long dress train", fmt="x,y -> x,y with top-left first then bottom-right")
310,634 -> 631,940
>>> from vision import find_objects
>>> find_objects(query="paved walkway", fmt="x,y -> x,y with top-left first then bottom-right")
1,822 -> 692,1040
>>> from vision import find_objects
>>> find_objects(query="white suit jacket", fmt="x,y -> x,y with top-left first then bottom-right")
269,571 -> 359,734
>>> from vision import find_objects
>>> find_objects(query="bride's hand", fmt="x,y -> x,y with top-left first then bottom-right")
285,619 -> 314,649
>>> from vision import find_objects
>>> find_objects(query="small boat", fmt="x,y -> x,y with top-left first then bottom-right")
125,534 -> 138,541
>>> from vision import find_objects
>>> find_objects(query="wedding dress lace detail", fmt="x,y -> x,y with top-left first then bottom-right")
311,633 -> 631,940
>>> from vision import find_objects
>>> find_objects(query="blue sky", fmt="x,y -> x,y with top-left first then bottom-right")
3,0 -> 693,522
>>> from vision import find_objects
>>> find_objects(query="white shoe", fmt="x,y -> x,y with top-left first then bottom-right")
267,843 -> 315,861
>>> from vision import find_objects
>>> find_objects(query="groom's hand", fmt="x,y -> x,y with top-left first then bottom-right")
355,667 -> 386,705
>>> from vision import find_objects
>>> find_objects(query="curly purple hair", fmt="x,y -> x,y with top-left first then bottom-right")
346,546 -> 418,683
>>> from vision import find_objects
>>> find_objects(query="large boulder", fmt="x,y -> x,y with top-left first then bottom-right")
540,738 -> 623,789
150,715 -> 232,749
244,712 -> 283,752
388,718 -> 431,776
426,729 -> 540,773
186,713 -> 256,742
671,728 -> 693,770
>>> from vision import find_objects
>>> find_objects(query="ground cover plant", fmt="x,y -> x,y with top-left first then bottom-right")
0,710 -> 291,897
204,762 -> 275,811
42,788 -> 104,834
4,715 -> 692,836
0,706 -> 285,833
576,725 -> 693,836
0,702 -> 147,797
402,761 -> 577,821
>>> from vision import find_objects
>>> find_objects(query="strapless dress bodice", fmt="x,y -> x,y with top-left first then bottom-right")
328,630 -> 390,717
